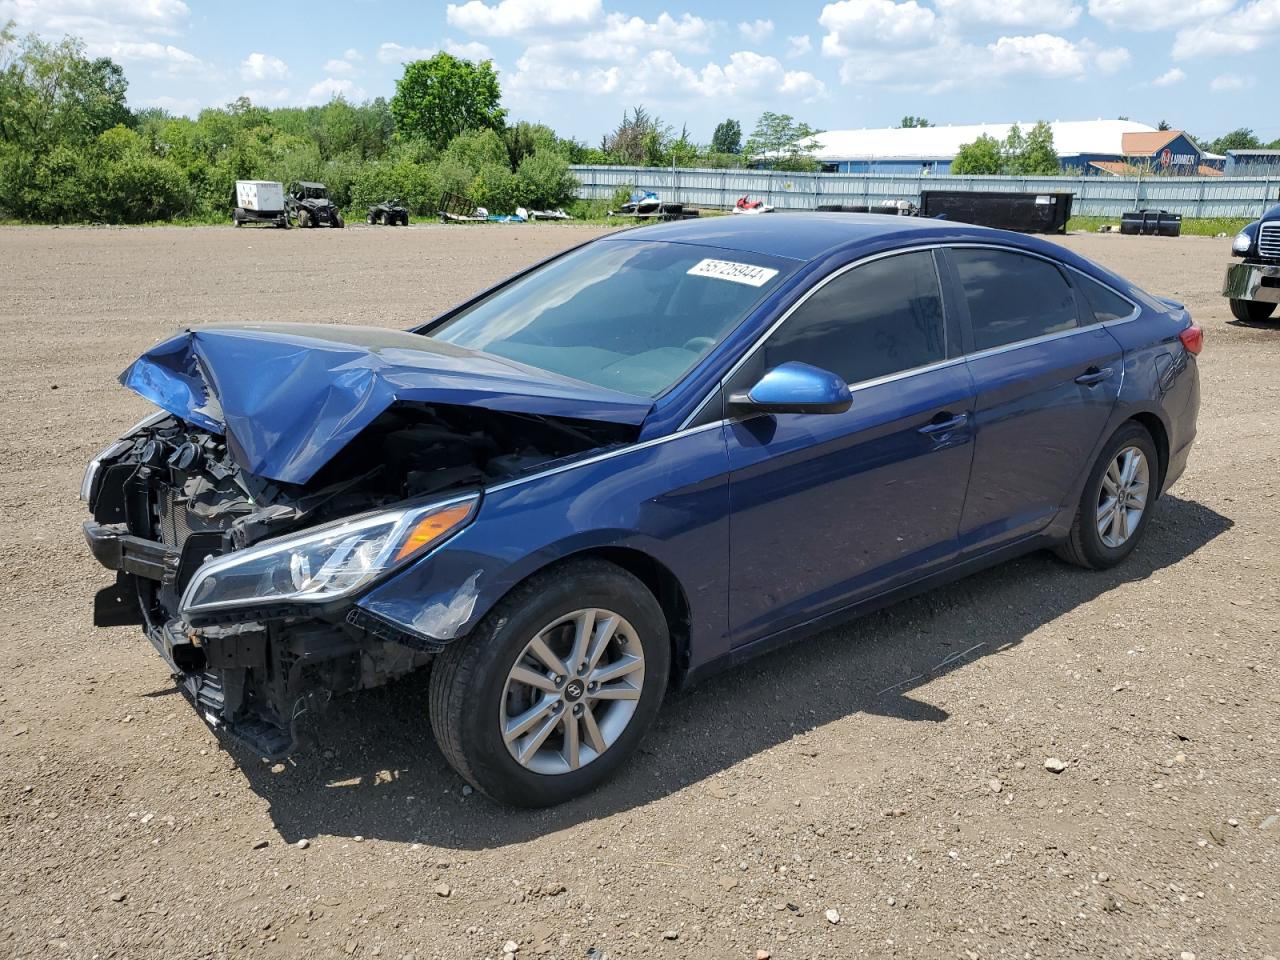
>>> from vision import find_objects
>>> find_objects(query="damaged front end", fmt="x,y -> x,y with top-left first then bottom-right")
84,325 -> 645,757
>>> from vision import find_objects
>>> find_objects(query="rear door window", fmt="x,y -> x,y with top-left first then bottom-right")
952,248 -> 1078,351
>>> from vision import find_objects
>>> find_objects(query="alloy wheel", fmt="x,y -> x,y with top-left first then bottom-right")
1096,445 -> 1150,548
499,608 -> 645,775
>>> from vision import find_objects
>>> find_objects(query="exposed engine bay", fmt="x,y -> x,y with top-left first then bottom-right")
83,401 -> 634,756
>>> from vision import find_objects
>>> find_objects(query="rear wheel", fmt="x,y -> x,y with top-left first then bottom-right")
367,211 -> 377,225
428,559 -> 670,807
1230,298 -> 1277,323
232,208 -> 243,227
1055,422 -> 1158,569
297,208 -> 311,228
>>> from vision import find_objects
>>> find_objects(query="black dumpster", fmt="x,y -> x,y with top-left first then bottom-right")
1119,209 -> 1182,237
919,190 -> 1074,234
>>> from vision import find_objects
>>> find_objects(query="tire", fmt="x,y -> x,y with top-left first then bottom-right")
428,558 -> 670,807
334,212 -> 345,229
367,212 -> 377,225
1230,298 -> 1277,323
297,209 -> 310,228
1055,421 -> 1159,570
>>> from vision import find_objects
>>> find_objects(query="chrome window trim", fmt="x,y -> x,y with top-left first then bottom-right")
481,241 -> 1138,499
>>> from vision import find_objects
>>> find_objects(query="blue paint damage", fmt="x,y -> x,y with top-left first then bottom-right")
119,322 -> 652,485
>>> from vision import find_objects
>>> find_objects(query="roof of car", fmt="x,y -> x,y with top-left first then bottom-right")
608,212 -> 1009,263
297,181 -> 325,188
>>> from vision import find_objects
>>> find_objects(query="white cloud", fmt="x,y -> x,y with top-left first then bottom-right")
306,77 -> 366,104
446,0 -> 602,36
786,34 -> 813,56
241,52 -> 288,81
0,0 -> 191,43
145,94 -> 199,116
1172,0 -> 1280,57
240,87 -> 291,105
819,0 -> 937,55
90,39 -> 202,72
987,33 -> 1086,77
323,58 -> 355,76
738,18 -> 774,43
1088,0 -> 1234,29
1150,66 -> 1184,86
377,41 -> 437,63
343,48 -> 363,62
1209,72 -> 1253,92
445,38 -> 495,60
935,0 -> 1080,28
834,32 -> 1123,91
1092,43 -> 1131,73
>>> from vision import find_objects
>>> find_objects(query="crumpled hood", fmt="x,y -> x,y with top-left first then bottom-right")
120,323 -> 652,485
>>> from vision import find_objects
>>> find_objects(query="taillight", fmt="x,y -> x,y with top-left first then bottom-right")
1179,324 -> 1203,355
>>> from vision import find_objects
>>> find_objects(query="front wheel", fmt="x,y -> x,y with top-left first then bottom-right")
333,212 -> 345,229
1230,298 -> 1277,323
297,209 -> 310,228
1055,422 -> 1159,569
428,559 -> 670,807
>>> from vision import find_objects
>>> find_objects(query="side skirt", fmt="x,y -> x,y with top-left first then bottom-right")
681,532 -> 1052,688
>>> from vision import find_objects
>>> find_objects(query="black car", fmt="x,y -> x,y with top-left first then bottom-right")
1224,202 -> 1280,322
368,198 -> 409,226
287,181 -> 344,229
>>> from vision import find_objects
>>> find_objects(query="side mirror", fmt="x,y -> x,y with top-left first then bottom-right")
728,361 -> 853,416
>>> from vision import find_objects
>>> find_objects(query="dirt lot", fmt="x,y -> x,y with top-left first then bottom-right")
0,223 -> 1276,960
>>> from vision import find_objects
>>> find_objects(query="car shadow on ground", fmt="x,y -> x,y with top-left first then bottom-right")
226,494 -> 1230,848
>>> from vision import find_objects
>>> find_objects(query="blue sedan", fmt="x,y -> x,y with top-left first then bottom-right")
82,214 -> 1202,805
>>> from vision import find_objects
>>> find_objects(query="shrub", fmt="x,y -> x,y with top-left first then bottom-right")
516,150 -> 579,209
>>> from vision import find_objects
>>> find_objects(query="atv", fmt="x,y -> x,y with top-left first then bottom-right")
287,181 -> 344,228
368,199 -> 409,226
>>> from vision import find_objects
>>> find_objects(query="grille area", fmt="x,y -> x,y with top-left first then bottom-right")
1260,223 -> 1280,260
156,487 -> 194,550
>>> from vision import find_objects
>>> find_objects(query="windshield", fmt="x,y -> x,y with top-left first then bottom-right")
428,240 -> 794,397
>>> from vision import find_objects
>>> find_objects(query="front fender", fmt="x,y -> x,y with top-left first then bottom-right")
355,423 -> 733,668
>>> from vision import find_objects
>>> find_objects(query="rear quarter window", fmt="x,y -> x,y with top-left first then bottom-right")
1075,274 -> 1136,323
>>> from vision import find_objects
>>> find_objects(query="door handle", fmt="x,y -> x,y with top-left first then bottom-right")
918,412 -> 969,436
1074,366 -> 1113,386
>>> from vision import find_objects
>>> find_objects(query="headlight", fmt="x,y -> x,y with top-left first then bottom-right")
180,494 -> 478,616
79,411 -> 170,502
1232,231 -> 1253,253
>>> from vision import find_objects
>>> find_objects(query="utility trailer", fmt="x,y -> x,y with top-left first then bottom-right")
232,181 -> 289,228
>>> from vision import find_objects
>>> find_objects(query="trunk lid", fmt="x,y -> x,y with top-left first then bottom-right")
120,323 -> 652,485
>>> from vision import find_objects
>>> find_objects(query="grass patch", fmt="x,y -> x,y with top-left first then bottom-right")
1068,215 -> 1251,237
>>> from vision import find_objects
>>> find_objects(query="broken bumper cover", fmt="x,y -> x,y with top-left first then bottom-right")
1223,261 -> 1280,304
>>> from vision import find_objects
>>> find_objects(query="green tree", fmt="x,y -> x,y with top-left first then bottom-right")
744,112 -> 821,170
1209,128 -> 1262,154
950,134 -> 1004,175
1011,121 -> 1059,175
601,106 -> 671,165
711,118 -> 741,154
390,53 -> 505,150
899,115 -> 931,128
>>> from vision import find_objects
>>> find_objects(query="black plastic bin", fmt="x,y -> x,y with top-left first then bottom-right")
919,190 -> 1073,234
1119,209 -> 1182,237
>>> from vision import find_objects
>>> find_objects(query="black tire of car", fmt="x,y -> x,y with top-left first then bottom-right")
1055,421 -> 1159,570
297,208 -> 310,228
1229,298 -> 1277,323
428,558 -> 671,807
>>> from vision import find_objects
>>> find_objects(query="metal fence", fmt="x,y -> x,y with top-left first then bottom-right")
571,164 -> 1280,219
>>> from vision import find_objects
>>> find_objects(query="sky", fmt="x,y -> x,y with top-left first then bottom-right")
3,0 -> 1278,146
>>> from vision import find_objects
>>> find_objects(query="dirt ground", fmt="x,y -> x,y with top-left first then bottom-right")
0,222 -> 1276,960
